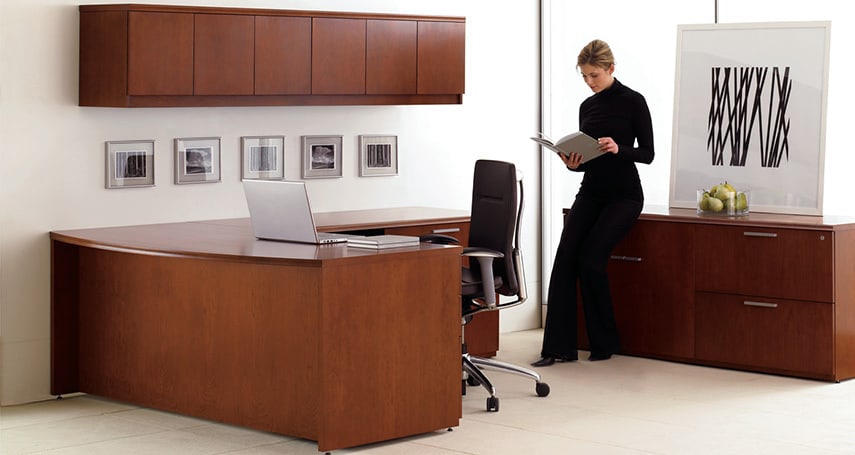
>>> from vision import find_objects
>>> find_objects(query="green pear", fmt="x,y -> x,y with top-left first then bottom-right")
707,197 -> 724,212
736,192 -> 748,211
714,185 -> 733,201
699,195 -> 711,211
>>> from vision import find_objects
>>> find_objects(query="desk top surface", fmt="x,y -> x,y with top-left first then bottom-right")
638,205 -> 855,230
50,207 -> 468,264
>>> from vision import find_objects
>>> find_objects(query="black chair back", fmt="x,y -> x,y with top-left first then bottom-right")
468,159 -> 520,297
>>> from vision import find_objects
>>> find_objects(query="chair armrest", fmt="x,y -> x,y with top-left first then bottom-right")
462,248 -> 504,309
462,247 -> 504,259
419,233 -> 460,245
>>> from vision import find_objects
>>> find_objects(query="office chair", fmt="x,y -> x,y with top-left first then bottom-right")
423,159 -> 549,412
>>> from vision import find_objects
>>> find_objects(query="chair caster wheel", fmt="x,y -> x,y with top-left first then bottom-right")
535,381 -> 550,397
486,396 -> 499,412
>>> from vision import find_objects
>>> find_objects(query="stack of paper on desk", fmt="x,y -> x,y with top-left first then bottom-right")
347,234 -> 421,249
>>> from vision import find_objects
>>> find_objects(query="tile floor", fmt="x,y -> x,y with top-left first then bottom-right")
3,329 -> 855,454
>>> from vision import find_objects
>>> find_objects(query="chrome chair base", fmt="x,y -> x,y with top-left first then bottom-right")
462,353 -> 550,412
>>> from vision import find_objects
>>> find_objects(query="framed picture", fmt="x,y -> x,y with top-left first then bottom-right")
301,135 -> 343,179
669,21 -> 830,215
241,135 -> 284,180
174,137 -> 221,184
358,135 -> 398,177
105,140 -> 155,189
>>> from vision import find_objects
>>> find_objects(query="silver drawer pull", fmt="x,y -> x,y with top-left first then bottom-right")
744,301 -> 779,308
744,231 -> 778,238
610,255 -> 642,262
432,227 -> 461,234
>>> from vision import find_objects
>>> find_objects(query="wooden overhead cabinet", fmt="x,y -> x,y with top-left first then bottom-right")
78,4 -> 465,107
127,12 -> 193,96
418,21 -> 466,95
311,18 -> 367,95
193,14 -> 255,96
254,16 -> 311,95
366,20 -> 417,95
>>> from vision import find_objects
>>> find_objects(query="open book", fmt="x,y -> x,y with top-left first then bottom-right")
530,131 -> 606,164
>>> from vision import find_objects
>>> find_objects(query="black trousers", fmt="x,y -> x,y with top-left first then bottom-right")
540,194 -> 643,358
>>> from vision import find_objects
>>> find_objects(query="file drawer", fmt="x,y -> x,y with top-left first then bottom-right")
694,225 -> 833,302
695,291 -> 833,379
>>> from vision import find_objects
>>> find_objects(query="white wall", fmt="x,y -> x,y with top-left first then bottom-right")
542,0 -> 711,310
0,0 -> 542,405
542,1 -> 855,310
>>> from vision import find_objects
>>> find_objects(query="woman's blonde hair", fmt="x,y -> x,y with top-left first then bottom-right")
577,39 -> 614,70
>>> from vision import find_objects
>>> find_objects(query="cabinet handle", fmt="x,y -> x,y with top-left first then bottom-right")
743,231 -> 778,238
743,301 -> 779,309
610,255 -> 642,262
432,228 -> 461,234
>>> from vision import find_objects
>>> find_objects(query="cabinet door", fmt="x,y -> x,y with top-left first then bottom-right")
366,20 -> 417,95
255,16 -> 311,95
194,14 -> 254,95
695,226 -> 833,302
695,292 -> 833,378
417,21 -> 465,94
128,12 -> 194,96
597,220 -> 695,359
312,18 -> 366,95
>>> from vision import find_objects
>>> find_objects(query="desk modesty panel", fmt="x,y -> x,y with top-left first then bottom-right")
50,209 -> 465,451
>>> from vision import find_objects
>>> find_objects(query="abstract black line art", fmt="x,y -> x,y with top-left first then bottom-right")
707,66 -> 791,168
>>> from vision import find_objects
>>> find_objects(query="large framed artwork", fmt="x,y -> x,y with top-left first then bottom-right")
669,21 -> 831,215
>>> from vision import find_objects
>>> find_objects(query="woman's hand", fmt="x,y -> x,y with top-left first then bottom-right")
558,152 -> 583,169
598,137 -> 619,154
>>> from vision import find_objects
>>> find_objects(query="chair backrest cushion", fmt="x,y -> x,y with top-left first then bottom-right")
468,159 -> 519,296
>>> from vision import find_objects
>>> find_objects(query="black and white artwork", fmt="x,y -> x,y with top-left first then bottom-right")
105,140 -> 155,188
175,137 -> 221,184
670,22 -> 830,215
301,135 -> 343,179
241,136 -> 284,180
358,135 -> 398,177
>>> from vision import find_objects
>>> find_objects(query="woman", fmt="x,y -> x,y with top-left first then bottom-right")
532,39 -> 654,366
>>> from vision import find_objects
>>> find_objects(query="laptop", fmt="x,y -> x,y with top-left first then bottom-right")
243,180 -> 348,244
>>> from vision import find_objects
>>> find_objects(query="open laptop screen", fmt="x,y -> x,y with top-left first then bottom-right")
243,180 -> 346,244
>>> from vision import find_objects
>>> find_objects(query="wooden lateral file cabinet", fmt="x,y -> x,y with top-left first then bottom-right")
315,208 -> 498,357
576,207 -> 855,381
79,4 -> 465,107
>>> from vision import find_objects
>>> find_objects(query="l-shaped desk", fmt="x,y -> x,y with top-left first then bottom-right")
50,207 -> 469,452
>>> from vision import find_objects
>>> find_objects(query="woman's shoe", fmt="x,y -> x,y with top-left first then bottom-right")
530,357 -> 555,367
531,354 -> 578,367
587,353 -> 612,361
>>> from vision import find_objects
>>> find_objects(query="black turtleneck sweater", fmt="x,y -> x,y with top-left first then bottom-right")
573,78 -> 654,202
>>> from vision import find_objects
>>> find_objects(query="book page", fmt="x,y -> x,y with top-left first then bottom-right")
531,131 -> 605,163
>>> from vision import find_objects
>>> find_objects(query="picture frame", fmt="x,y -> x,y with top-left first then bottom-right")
241,135 -> 285,180
174,137 -> 222,184
301,135 -> 343,179
669,21 -> 830,215
358,135 -> 398,177
105,140 -> 155,189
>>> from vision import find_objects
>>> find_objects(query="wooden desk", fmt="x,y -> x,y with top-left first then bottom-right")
51,208 -> 466,451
